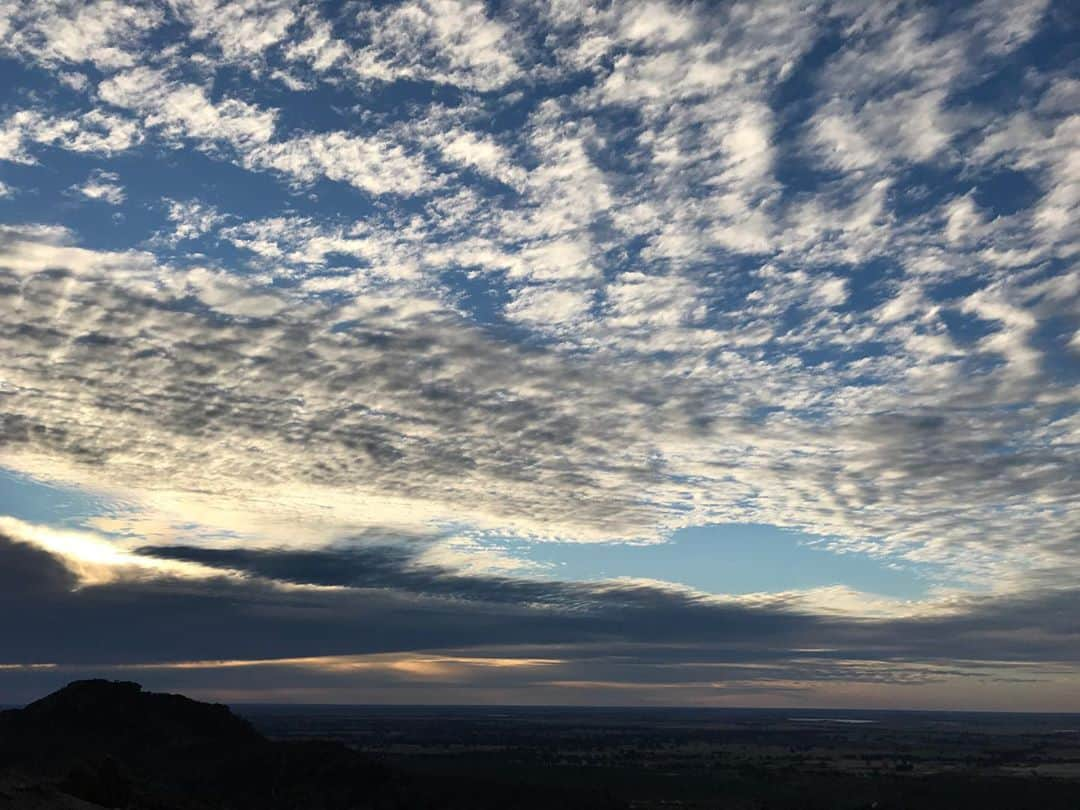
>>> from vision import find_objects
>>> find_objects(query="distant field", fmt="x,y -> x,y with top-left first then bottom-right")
237,705 -> 1080,809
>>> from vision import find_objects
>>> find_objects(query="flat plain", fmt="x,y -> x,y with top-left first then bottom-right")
241,705 -> 1080,808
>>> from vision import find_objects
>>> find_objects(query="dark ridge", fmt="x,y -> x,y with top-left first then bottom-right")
0,680 -> 389,809
3,679 -> 259,748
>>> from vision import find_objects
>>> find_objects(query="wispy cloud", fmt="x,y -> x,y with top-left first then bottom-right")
74,169 -> 125,204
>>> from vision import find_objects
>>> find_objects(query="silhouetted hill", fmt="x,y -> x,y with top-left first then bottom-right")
0,680 -> 391,809
2,680 -> 259,751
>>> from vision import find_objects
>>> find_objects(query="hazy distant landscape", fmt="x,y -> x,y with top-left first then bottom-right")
243,704 -> 1080,808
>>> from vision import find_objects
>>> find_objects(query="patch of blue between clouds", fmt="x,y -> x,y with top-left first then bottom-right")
0,467 -> 120,529
482,524 -> 944,600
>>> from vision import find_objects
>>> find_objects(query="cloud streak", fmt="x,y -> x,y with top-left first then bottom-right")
2,525 -> 1079,708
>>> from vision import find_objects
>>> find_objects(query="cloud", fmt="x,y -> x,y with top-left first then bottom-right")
162,199 -> 226,243
505,285 -> 594,327
244,131 -> 433,196
169,0 -> 297,64
602,273 -> 705,330
0,517 -> 229,586
284,9 -> 349,73
2,522 -> 1080,707
98,68 -> 277,150
95,67 -> 437,196
0,0 -> 1076,706
0,109 -> 141,163
971,84 -> 1079,255
348,0 -> 525,91
2,0 -> 163,70
0,524 -> 77,594
0,225 -> 662,543
432,128 -> 526,189
0,222 -> 1076,586
74,169 -> 125,205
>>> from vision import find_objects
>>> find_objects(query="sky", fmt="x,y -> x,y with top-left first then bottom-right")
0,0 -> 1077,711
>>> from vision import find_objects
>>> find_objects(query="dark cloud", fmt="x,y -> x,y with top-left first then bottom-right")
1,527 -> 1080,707
4,534 -> 1079,682
1,532 -> 815,668
0,531 -> 77,594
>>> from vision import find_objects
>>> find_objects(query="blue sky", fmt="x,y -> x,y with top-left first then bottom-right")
0,0 -> 1077,709
486,525 -> 938,599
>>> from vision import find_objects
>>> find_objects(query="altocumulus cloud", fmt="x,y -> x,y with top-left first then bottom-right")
0,0 -> 1077,707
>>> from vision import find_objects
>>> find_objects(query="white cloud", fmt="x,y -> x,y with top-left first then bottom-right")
183,266 -> 287,318
98,68 -> 277,149
963,0 -> 1050,56
511,237 -> 598,282
603,272 -> 705,330
285,10 -> 349,72
2,0 -> 163,70
813,276 -> 848,308
808,89 -> 959,172
0,109 -> 141,163
169,0 -> 297,63
164,199 -> 226,242
245,131 -> 433,196
434,128 -> 526,188
58,71 -> 89,91
617,1 -> 696,45
97,68 -> 437,197
943,194 -> 985,244
805,1 -> 1050,179
75,169 -> 125,205
875,283 -> 924,325
505,285 -> 593,327
349,0 -> 524,91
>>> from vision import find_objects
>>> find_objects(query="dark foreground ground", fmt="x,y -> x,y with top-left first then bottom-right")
1,682 -> 1079,809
